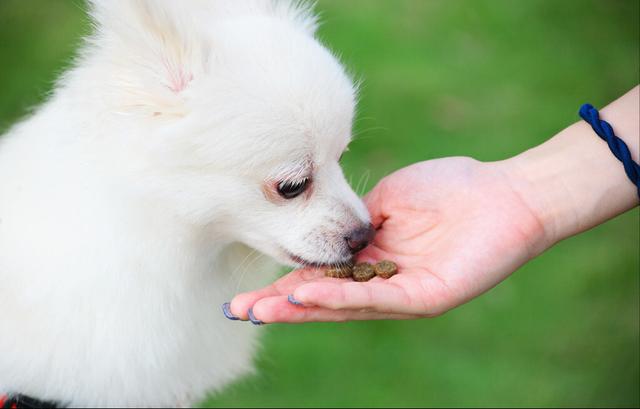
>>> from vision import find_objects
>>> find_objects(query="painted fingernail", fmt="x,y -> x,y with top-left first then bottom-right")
247,308 -> 264,326
287,294 -> 303,306
222,302 -> 239,321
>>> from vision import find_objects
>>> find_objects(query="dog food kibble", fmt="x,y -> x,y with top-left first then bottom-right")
324,264 -> 353,279
324,260 -> 399,281
374,260 -> 398,279
352,262 -> 376,282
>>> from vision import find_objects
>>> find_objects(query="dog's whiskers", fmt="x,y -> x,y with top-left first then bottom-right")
228,248 -> 258,284
351,125 -> 387,141
355,169 -> 371,197
234,252 -> 265,294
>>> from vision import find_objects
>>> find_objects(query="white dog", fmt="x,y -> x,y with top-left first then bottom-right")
0,1 -> 373,406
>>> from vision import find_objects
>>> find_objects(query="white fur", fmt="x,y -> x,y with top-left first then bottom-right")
0,1 -> 369,406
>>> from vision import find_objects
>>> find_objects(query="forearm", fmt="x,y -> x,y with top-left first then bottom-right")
502,85 -> 639,248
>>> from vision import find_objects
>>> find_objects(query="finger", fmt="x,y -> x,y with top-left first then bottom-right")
250,295 -> 422,323
228,267 -> 331,319
292,276 -> 435,316
229,284 -> 279,320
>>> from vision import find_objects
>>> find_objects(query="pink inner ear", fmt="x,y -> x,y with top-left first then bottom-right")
168,69 -> 193,93
162,56 -> 193,93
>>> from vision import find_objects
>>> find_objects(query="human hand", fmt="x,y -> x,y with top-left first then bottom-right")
227,157 -> 549,323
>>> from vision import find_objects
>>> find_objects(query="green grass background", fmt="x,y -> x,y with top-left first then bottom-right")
1,0 -> 638,407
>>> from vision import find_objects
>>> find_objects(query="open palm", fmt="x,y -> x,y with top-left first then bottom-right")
229,157 -> 547,323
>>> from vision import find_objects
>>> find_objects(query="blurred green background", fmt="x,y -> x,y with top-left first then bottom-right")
1,0 -> 638,407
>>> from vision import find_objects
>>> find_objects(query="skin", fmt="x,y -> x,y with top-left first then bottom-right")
229,85 -> 639,323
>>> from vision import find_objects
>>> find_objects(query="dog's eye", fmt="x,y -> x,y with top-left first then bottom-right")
277,177 -> 310,199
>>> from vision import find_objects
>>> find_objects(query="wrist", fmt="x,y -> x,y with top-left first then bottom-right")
498,86 -> 639,249
496,150 -> 569,252
498,131 -> 582,250
499,92 -> 639,249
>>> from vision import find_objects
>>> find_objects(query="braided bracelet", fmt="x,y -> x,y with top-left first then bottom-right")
579,103 -> 640,199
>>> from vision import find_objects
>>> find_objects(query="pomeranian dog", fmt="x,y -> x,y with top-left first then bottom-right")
0,0 -> 373,406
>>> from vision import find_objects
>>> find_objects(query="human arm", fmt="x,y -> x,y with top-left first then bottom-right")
228,85 -> 639,323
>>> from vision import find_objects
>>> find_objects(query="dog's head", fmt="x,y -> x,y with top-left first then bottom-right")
90,0 -> 372,267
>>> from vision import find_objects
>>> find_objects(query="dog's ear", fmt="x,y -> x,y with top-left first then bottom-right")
89,0 -> 209,116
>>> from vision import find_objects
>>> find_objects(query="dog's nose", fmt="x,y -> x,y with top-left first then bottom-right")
345,223 -> 375,254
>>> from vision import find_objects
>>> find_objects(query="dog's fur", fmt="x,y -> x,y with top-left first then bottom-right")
0,1 -> 369,406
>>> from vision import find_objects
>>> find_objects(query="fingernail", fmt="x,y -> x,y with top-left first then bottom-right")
287,294 -> 303,306
222,302 -> 239,321
247,308 -> 264,326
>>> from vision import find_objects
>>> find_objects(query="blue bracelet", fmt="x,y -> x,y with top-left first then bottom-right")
579,103 -> 640,199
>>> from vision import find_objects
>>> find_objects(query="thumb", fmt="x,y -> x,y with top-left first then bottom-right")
362,177 -> 390,229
